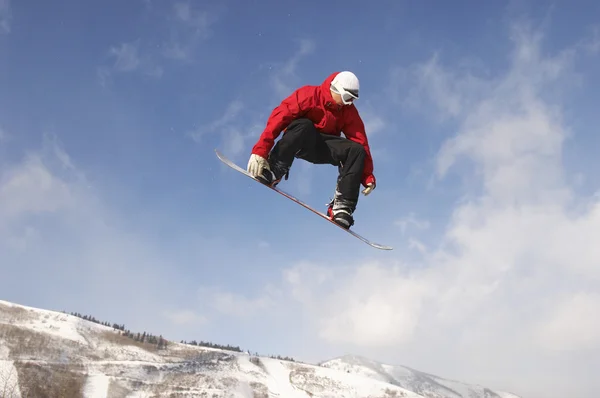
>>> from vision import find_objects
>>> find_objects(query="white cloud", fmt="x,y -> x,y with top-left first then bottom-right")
188,100 -> 260,159
536,291 -> 600,351
0,134 -> 207,339
98,40 -> 163,85
389,52 -> 490,124
283,261 -> 334,305
161,2 -> 217,61
0,136 -> 82,226
407,238 -> 427,254
109,42 -> 141,72
188,100 -> 244,143
315,262 -> 428,347
269,39 -> 315,98
361,112 -> 386,137
353,104 -> 388,156
99,2 -> 218,82
173,2 -> 212,32
584,25 -> 600,54
395,212 -> 430,235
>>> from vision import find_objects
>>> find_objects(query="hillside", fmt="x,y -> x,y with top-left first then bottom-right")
321,356 -> 521,398
0,299 -> 521,397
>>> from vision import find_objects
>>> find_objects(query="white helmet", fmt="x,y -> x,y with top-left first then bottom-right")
330,71 -> 359,105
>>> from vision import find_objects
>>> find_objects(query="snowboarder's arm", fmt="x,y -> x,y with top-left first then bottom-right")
251,88 -> 311,158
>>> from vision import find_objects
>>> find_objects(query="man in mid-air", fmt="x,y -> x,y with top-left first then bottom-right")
247,71 -> 376,229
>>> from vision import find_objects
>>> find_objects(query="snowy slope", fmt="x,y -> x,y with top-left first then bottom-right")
0,300 -> 520,398
321,355 -> 521,398
0,300 -> 423,397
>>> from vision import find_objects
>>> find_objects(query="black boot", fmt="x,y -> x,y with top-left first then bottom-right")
327,190 -> 357,229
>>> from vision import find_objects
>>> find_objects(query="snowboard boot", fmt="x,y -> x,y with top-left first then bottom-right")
256,154 -> 290,187
327,192 -> 356,230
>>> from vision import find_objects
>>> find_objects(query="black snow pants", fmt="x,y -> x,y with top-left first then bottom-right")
269,118 -> 366,204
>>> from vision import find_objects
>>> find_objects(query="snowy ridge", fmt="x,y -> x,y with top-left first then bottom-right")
321,355 -> 521,398
0,300 -> 520,397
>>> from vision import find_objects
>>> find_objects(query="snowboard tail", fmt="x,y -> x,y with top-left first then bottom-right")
215,149 -> 393,250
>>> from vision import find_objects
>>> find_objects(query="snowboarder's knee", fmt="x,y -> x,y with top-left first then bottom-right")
287,118 -> 315,133
347,141 -> 366,157
282,118 -> 318,147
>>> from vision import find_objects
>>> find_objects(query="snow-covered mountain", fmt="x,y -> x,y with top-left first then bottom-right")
0,299 -> 521,398
321,356 -> 520,398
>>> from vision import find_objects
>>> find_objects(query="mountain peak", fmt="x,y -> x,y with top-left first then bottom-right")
320,353 -> 521,398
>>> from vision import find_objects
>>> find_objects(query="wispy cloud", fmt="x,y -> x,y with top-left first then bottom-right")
206,101 -> 245,132
162,2 -> 218,61
0,0 -> 10,34
109,42 -> 142,72
0,134 -> 84,228
187,100 -> 259,159
0,133 -> 207,338
360,110 -> 386,137
196,20 -> 600,398
389,52 -> 490,124
98,40 -> 163,86
395,212 -> 430,235
407,238 -> 427,254
98,2 -> 218,85
587,25 -> 600,54
269,39 -> 315,98
173,2 -> 213,33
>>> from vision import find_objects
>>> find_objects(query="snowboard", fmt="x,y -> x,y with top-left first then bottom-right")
215,149 -> 393,250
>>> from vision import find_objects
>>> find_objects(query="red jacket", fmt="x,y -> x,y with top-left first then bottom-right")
251,72 -> 376,188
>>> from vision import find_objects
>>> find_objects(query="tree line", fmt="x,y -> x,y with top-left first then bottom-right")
179,339 -> 242,352
64,310 -> 296,361
67,311 -> 167,349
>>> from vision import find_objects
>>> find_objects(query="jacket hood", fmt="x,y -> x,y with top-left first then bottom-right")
320,72 -> 339,93
320,72 -> 343,110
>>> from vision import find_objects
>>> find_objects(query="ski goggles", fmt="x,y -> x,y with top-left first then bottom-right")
331,83 -> 359,105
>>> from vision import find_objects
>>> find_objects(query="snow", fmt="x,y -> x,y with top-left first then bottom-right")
321,355 -> 521,398
497,393 -> 523,398
260,357 -> 309,397
382,363 -> 413,379
323,356 -> 390,383
0,299 -> 521,398
0,300 -> 87,344
0,344 -> 9,360
0,360 -> 21,398
296,361 -> 425,398
82,373 -> 109,398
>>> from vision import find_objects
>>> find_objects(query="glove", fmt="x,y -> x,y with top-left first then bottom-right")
361,175 -> 376,196
362,182 -> 376,196
247,153 -> 270,177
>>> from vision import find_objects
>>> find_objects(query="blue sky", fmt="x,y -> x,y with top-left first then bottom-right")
1,1 -> 600,397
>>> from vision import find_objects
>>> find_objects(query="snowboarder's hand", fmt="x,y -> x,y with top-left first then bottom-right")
362,175 -> 376,196
362,182 -> 376,196
247,154 -> 270,177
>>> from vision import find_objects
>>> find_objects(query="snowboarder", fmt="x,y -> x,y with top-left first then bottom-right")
246,71 -> 376,229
